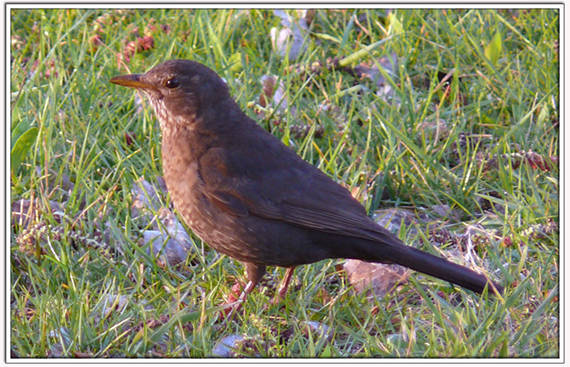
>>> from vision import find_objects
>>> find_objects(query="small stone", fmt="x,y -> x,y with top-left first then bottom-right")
211,334 -> 246,357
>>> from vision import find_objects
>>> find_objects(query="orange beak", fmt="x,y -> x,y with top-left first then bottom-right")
110,74 -> 153,89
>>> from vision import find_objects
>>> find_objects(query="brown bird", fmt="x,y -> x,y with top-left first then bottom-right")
110,60 -> 503,308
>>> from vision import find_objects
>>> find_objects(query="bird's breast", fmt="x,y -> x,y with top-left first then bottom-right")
160,133 -> 225,242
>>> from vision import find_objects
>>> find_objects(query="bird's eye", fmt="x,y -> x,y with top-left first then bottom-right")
165,78 -> 179,89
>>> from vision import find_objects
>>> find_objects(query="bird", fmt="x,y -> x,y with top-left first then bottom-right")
110,59 -> 503,309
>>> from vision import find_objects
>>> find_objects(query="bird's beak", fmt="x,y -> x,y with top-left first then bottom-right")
110,74 -> 153,89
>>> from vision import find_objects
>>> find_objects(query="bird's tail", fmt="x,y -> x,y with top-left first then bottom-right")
353,237 -> 503,295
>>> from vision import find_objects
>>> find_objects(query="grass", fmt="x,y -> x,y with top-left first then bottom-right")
10,8 -> 559,358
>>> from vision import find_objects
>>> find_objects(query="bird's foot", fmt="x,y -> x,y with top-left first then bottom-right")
219,279 -> 259,323
218,281 -> 245,320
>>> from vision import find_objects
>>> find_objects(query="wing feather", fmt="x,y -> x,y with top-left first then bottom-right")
199,121 -> 392,243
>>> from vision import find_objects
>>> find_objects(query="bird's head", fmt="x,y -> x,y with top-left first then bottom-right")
110,59 -> 230,130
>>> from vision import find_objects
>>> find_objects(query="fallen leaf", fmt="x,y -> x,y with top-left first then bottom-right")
343,259 -> 409,299
270,10 -> 309,60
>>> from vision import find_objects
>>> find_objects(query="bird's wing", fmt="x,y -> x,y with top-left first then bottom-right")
199,137 -> 392,243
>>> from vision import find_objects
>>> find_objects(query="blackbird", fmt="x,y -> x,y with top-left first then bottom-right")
110,60 -> 503,306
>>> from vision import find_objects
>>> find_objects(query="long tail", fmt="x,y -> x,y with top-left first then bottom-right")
354,238 -> 503,295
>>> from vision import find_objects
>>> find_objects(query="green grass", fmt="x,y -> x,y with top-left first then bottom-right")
10,8 -> 559,358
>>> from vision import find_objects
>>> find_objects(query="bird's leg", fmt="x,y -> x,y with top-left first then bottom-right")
273,267 -> 296,304
225,262 -> 265,320
243,262 -> 266,300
